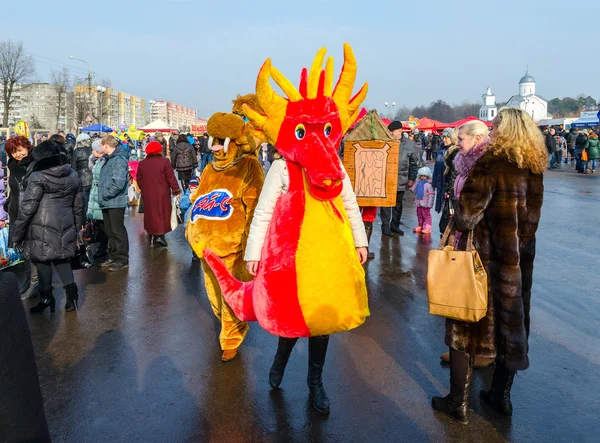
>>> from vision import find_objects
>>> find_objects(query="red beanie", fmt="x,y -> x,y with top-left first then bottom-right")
145,141 -> 162,155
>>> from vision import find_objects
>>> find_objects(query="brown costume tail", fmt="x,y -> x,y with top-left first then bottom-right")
203,249 -> 257,321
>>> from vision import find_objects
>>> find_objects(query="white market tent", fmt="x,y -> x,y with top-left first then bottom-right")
140,119 -> 177,133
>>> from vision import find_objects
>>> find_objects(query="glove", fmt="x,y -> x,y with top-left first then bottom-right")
13,243 -> 24,253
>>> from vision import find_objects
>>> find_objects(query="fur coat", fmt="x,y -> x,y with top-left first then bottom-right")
446,150 -> 544,370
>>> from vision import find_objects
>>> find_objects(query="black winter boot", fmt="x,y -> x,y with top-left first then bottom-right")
30,289 -> 56,314
364,221 -> 375,259
432,349 -> 474,425
64,283 -> 79,312
269,337 -> 299,388
480,362 -> 516,416
155,236 -> 168,247
307,335 -> 330,414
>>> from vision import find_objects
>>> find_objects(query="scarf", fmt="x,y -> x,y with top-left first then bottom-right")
453,139 -> 489,199
415,178 -> 428,200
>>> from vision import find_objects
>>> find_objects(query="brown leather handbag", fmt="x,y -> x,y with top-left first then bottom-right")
427,221 -> 488,322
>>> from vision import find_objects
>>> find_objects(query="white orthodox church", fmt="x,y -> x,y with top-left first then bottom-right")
479,72 -> 550,123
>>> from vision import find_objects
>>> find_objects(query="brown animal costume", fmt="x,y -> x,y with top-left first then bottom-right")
185,112 -> 264,361
448,151 -> 543,371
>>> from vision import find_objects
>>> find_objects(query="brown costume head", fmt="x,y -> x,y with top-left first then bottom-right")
206,112 -> 256,169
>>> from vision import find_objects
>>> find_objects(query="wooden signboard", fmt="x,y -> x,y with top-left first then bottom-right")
343,110 -> 400,207
343,140 -> 400,207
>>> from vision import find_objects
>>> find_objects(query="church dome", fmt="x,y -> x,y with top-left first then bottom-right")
519,73 -> 535,84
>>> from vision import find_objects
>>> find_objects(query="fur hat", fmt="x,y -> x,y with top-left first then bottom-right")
32,140 -> 63,161
417,166 -> 432,178
442,128 -> 454,138
145,141 -> 163,155
76,133 -> 91,143
387,120 -> 403,132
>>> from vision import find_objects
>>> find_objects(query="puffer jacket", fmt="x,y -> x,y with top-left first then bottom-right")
98,145 -> 129,209
11,154 -> 84,262
397,138 -> 419,191
71,139 -> 93,188
6,155 -> 35,245
87,155 -> 106,220
585,134 -> 600,159
170,142 -> 198,171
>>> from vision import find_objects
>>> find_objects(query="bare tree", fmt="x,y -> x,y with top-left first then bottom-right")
0,40 -> 36,127
51,67 -> 71,130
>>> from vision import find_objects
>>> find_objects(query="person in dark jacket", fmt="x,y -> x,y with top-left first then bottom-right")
155,132 -> 168,156
380,123 -> 419,237
138,141 -> 182,247
71,133 -> 94,210
98,135 -> 130,271
545,128 -> 558,169
170,133 -> 198,191
565,129 -> 577,164
198,133 -> 212,172
0,271 -> 51,442
65,132 -> 76,159
575,131 -> 588,173
432,128 -> 457,233
4,136 -> 39,296
12,140 -> 85,314
432,108 -> 546,424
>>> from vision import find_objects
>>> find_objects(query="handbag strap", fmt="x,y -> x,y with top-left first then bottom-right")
438,220 -> 456,250
465,230 -> 474,252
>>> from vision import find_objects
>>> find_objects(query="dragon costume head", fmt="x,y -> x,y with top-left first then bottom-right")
243,43 -> 368,201
206,112 -> 256,169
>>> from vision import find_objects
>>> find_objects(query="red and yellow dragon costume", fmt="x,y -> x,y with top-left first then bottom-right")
205,43 -> 369,338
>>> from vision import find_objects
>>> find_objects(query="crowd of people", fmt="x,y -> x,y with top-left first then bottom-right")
544,125 -> 599,174
0,99 -> 553,435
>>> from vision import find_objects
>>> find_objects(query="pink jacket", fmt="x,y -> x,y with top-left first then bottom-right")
411,180 -> 435,209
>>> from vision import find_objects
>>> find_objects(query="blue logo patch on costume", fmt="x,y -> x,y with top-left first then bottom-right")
190,189 -> 234,222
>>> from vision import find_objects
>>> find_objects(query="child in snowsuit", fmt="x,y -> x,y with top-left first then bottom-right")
179,176 -> 200,261
411,166 -> 435,234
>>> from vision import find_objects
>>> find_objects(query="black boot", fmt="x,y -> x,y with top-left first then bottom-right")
269,337 -> 298,388
480,362 -> 516,416
432,349 -> 473,425
30,289 -> 56,314
64,283 -> 79,312
364,221 -> 375,259
307,335 -> 330,414
155,236 -> 168,247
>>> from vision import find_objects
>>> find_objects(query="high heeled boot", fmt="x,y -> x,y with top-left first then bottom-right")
364,221 -> 375,259
480,362 -> 516,416
64,283 -> 79,312
269,337 -> 299,388
432,349 -> 474,425
307,335 -> 330,414
30,289 -> 56,314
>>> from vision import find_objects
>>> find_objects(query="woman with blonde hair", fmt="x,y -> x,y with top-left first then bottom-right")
432,108 -> 546,424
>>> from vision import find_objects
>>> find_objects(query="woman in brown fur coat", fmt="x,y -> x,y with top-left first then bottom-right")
432,108 -> 547,424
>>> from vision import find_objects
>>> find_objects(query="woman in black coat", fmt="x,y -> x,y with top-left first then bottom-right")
12,140 -> 85,314
170,133 -> 198,191
4,136 -> 38,295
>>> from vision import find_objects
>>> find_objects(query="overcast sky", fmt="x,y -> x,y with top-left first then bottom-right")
5,0 -> 598,118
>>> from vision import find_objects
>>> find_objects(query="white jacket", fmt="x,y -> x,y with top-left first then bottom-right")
244,158 -> 368,262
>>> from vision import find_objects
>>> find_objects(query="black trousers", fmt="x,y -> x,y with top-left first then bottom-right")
101,208 -> 129,263
35,258 -> 74,292
379,191 -> 405,228
95,220 -> 109,255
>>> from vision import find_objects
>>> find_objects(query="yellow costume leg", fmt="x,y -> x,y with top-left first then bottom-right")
202,253 -> 249,351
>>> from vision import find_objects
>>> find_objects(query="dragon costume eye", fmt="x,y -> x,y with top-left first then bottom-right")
324,123 -> 332,137
295,124 -> 306,140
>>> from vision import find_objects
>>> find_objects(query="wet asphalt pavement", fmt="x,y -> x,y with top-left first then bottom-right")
22,166 -> 600,443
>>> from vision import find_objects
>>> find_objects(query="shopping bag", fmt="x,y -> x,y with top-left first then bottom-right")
171,194 -> 182,231
581,149 -> 588,162
427,221 -> 488,322
0,227 -> 22,270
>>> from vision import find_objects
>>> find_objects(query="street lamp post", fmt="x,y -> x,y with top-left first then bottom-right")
69,56 -> 92,122
97,86 -> 106,132
384,101 -> 396,120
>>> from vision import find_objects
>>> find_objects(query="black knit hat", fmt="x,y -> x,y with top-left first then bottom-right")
387,120 -> 403,132
32,140 -> 63,161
